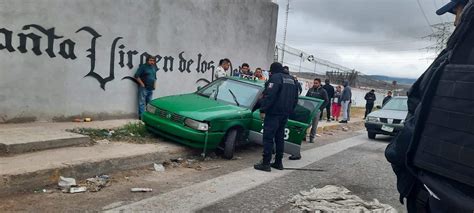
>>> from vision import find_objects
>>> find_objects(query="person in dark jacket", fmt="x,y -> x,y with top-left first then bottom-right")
364,89 -> 376,119
321,79 -> 335,121
135,56 -> 158,119
382,91 -> 393,106
254,62 -> 299,172
386,0 -> 474,211
305,78 -> 329,143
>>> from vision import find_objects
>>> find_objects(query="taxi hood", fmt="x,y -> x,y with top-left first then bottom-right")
149,93 -> 248,121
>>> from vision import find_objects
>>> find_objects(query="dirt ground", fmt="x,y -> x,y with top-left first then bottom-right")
0,121 -> 365,212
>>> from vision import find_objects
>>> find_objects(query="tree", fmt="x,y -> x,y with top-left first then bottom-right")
423,22 -> 454,56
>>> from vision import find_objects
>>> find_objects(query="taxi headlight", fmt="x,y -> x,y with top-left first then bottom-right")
366,116 -> 379,122
185,118 -> 209,131
146,104 -> 156,113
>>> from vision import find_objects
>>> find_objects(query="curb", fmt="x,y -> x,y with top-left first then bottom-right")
0,136 -> 92,156
0,150 -> 182,195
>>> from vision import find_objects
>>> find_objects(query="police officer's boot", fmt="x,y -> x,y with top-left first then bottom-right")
270,154 -> 284,170
254,156 -> 271,172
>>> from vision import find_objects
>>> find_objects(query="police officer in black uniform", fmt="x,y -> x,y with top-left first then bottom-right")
254,62 -> 299,172
386,0 -> 474,211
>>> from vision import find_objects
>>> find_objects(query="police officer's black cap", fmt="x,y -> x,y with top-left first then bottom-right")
270,62 -> 283,74
436,0 -> 468,15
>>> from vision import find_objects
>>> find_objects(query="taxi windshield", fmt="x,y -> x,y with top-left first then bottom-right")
197,78 -> 262,108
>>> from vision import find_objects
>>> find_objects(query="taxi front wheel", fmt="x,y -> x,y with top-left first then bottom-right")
221,129 -> 237,160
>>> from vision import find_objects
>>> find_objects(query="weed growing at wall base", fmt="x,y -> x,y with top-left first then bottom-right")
68,122 -> 154,144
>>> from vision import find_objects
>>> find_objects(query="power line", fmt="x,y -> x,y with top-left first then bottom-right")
416,0 -> 436,34
288,37 -> 423,45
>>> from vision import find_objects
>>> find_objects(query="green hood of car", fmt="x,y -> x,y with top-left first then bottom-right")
149,93 -> 248,121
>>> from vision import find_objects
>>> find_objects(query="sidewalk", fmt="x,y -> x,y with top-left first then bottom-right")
0,119 -> 137,131
316,117 -> 364,133
0,119 -> 188,194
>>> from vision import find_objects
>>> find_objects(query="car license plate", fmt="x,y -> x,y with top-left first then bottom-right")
381,125 -> 394,133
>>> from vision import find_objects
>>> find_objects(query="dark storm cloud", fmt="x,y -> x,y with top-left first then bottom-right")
274,0 -> 454,77
278,0 -> 453,50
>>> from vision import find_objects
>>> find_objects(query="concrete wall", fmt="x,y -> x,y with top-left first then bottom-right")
0,0 -> 278,123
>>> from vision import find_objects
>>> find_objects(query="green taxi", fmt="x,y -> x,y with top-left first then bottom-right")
142,77 -> 323,159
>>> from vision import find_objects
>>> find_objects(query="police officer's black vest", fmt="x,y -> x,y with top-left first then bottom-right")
413,4 -> 474,187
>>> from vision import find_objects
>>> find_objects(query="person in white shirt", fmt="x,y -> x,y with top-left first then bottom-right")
215,58 -> 231,79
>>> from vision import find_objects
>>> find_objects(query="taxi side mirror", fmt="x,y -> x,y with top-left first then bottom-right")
197,86 -> 202,91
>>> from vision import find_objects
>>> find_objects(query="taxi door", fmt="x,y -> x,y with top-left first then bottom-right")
248,96 -> 324,156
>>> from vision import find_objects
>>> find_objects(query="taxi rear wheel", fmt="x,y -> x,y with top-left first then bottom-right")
221,129 -> 237,159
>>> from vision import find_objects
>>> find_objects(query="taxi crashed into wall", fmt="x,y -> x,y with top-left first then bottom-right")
142,77 -> 323,159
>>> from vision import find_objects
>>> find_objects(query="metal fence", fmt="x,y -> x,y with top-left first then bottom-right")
274,42 -> 354,75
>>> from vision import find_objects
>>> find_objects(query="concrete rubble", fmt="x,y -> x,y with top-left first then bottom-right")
289,185 -> 396,213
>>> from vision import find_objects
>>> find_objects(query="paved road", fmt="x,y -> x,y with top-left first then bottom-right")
110,133 -> 404,212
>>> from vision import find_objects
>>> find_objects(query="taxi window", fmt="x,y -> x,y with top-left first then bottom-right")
289,99 -> 319,123
197,79 -> 261,108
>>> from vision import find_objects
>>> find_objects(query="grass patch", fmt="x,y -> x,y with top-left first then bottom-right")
68,122 -> 155,144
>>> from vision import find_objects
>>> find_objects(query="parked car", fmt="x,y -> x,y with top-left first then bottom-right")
364,96 -> 408,139
142,77 -> 324,159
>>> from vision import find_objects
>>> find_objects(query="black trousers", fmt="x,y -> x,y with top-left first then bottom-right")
262,114 -> 288,165
365,103 -> 374,118
319,104 -> 331,120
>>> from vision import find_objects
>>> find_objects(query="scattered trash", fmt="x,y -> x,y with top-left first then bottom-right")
154,163 -> 165,172
96,139 -> 110,144
58,176 -> 76,189
85,175 -> 110,192
170,157 -> 184,163
161,157 -> 215,170
289,185 -> 396,212
84,118 -> 92,122
106,129 -> 115,137
34,189 -> 53,193
69,187 -> 87,194
232,156 -> 242,160
130,133 -> 135,136
131,188 -> 153,192
201,165 -> 221,171
342,126 -> 349,131
73,118 -> 82,122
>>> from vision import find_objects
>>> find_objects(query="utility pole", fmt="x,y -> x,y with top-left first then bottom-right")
298,53 -> 303,72
281,0 -> 290,64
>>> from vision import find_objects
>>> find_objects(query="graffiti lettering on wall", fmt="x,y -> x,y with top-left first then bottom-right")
0,24 -> 216,90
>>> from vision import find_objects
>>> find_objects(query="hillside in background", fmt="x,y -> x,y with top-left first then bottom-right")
293,72 -> 412,94
366,75 -> 417,85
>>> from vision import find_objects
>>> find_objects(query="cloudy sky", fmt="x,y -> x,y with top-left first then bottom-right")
274,0 -> 456,79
